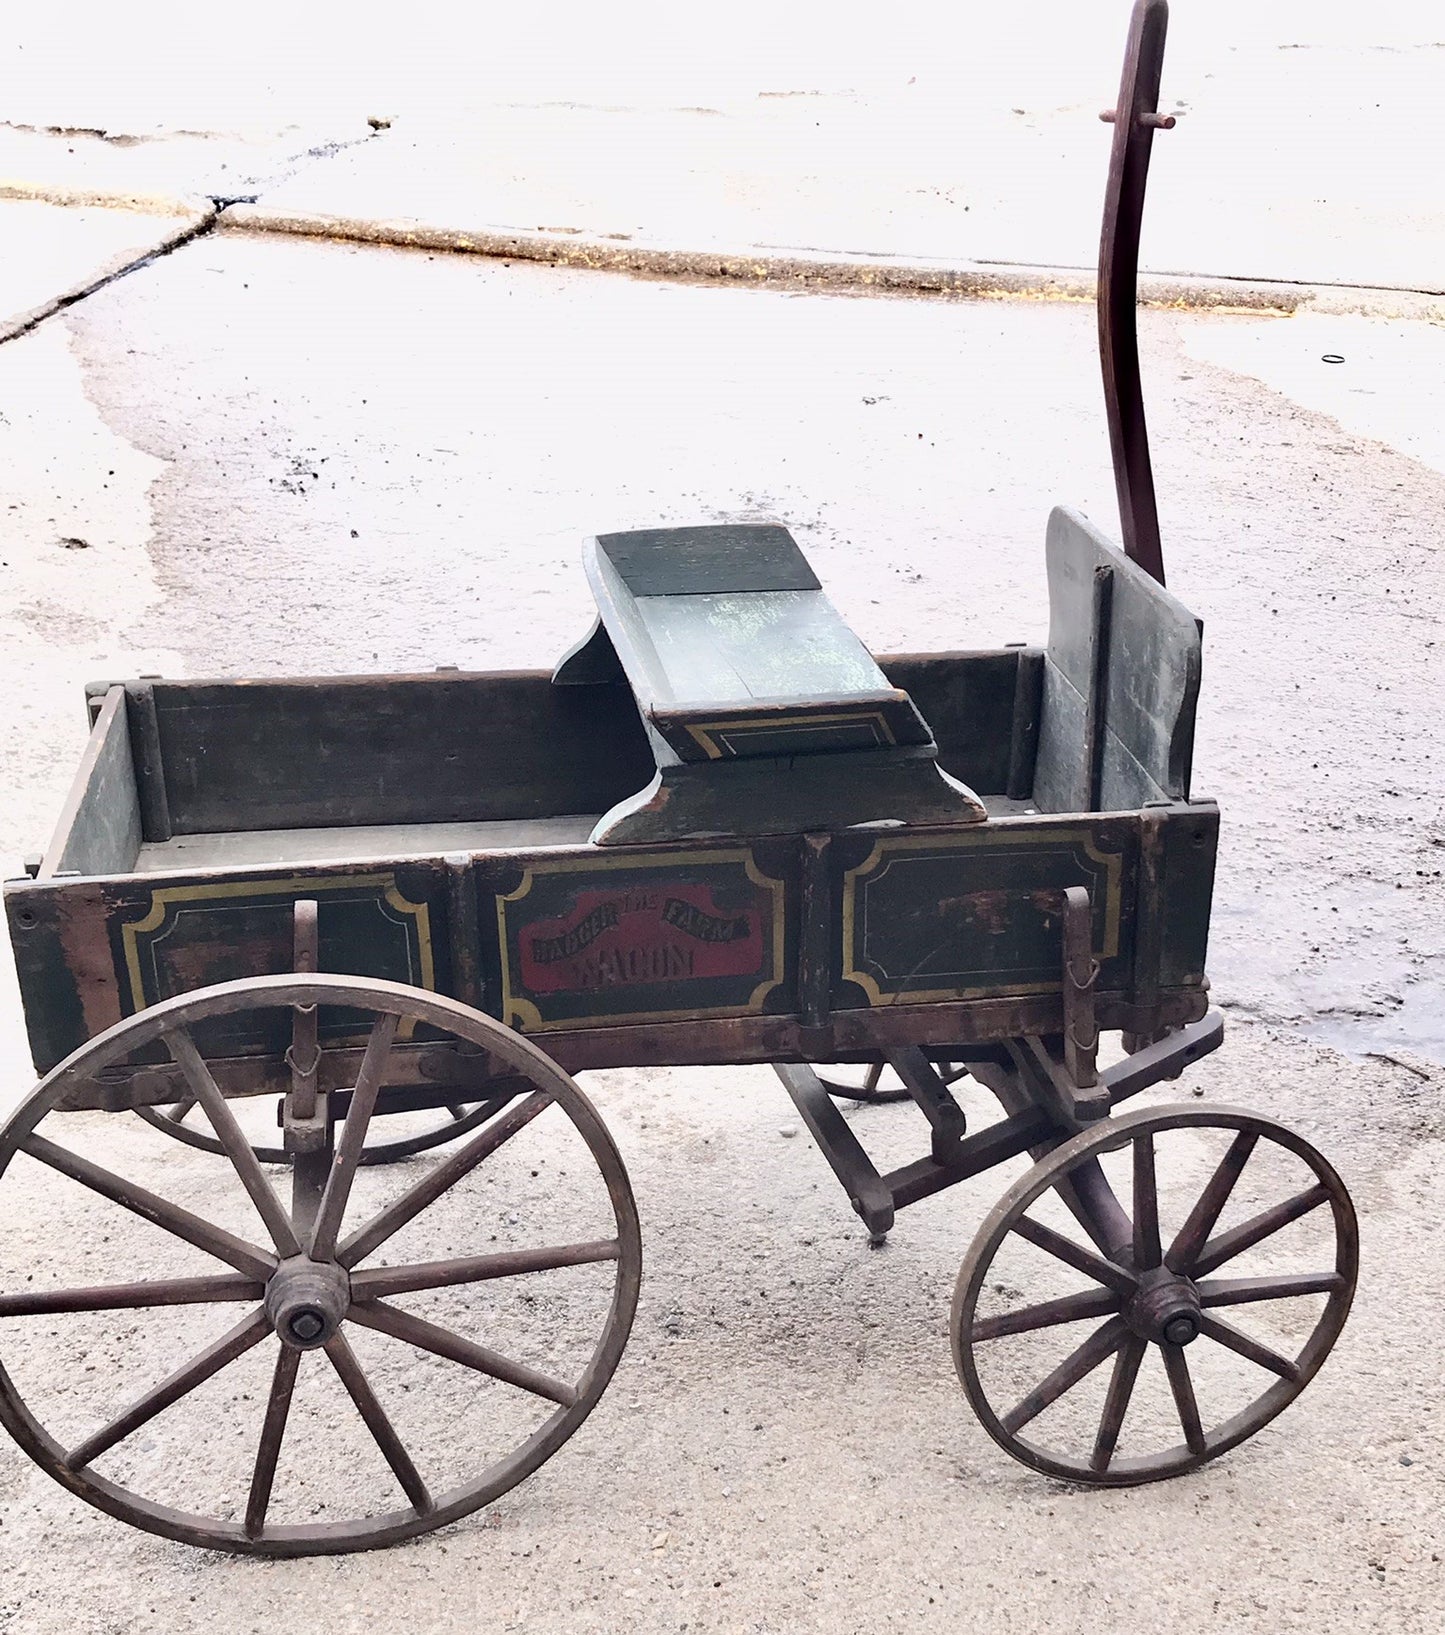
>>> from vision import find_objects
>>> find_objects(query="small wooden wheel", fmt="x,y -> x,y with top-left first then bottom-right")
0,975 -> 641,1556
135,1093 -> 496,1166
813,1061 -> 968,1105
952,1104 -> 1356,1485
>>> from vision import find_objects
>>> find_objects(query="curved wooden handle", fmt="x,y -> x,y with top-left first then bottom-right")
1098,0 -> 1174,585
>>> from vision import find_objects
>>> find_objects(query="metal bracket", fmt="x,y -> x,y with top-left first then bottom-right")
1061,885 -> 1100,1092
283,899 -> 324,1150
775,1062 -> 896,1240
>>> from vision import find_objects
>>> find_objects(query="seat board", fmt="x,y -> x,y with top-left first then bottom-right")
585,524 -> 934,763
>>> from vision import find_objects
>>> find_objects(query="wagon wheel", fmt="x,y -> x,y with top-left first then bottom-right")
814,1061 -> 969,1105
0,974 -> 641,1556
952,1104 -> 1356,1486
135,1093 -> 495,1166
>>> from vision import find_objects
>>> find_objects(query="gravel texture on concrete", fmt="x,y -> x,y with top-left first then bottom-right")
1,233 -> 1442,1631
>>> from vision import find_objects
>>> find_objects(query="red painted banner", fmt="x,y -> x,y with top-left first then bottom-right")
517,883 -> 765,995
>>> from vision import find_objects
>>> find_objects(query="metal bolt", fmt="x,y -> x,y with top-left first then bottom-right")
290,1310 -> 325,1343
1099,108 -> 1177,130
1164,1315 -> 1198,1346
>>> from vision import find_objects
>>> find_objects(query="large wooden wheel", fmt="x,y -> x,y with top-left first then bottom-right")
0,975 -> 641,1555
952,1105 -> 1356,1485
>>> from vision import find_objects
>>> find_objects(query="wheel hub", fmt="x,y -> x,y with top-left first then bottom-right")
265,1256 -> 350,1350
1126,1266 -> 1201,1347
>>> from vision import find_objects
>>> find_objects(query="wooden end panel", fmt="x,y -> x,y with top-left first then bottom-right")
1156,802 -> 1219,989
5,880 -> 116,1073
45,686 -> 143,877
1033,509 -> 1202,814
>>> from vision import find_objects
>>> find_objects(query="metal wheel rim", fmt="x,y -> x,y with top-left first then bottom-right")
951,1104 -> 1357,1487
0,974 -> 643,1556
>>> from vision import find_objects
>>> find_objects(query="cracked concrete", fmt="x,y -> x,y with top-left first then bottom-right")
4,3 -> 1445,306
0,199 -> 211,341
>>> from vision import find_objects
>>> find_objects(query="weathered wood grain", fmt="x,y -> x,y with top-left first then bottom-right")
582,524 -> 936,764
144,672 -> 655,836
45,687 -> 143,878
1032,507 -> 1201,814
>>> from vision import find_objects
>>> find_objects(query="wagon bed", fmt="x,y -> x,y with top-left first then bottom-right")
10,510 -> 1216,1096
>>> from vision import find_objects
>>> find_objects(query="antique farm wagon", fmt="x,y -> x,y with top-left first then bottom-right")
0,0 -> 1355,1555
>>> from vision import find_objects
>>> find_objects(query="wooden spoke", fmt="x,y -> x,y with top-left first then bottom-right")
347,1300 -> 578,1408
324,1332 -> 433,1514
447,1103 -> 468,1121
1090,1333 -> 1146,1472
350,1239 -> 621,1300
244,1344 -> 301,1537
1197,1314 -> 1302,1381
1190,1184 -> 1331,1279
337,1090 -> 553,1268
970,1287 -> 1120,1343
1058,1158 -> 1134,1262
1010,1215 -> 1138,1298
21,1133 -> 275,1281
309,1013 -> 401,1261
166,1028 -> 300,1257
64,1309 -> 270,1470
1161,1342 -> 1207,1454
1196,1271 -> 1345,1308
1000,1317 -> 1128,1435
163,1092 -> 198,1124
1132,1133 -> 1161,1269
0,1273 -> 260,1318
1165,1131 -> 1258,1272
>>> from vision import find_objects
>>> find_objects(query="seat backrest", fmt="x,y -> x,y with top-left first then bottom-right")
1032,506 -> 1201,813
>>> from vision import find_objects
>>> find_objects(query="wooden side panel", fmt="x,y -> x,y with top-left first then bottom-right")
832,817 -> 1140,1009
1032,507 -> 1202,813
483,838 -> 798,1032
0,863 -> 452,1067
44,686 -> 143,877
108,863 -> 446,1019
148,672 -> 655,835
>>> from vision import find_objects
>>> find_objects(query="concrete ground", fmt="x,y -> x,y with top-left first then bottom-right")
4,3 -> 1445,304
0,226 -> 1442,1633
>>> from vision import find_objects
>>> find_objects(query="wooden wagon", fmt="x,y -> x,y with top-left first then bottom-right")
0,1 -> 1355,1555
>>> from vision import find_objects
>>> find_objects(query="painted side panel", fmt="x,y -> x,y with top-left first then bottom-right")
484,840 -> 797,1033
833,820 -> 1139,1008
